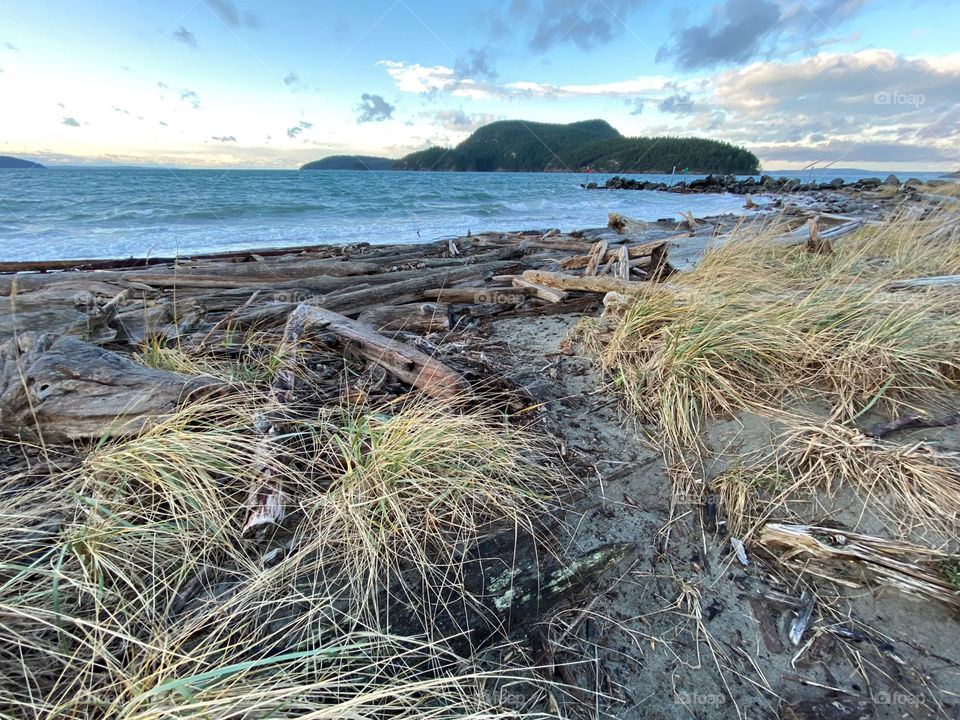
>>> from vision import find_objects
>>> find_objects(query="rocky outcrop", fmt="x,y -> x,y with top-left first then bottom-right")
583,173 -> 914,197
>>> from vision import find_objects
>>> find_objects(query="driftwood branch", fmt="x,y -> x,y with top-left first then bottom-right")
759,523 -> 960,609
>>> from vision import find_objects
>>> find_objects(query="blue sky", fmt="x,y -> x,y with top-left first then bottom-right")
1,0 -> 958,170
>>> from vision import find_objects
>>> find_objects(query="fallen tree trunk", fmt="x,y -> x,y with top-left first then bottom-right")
382,533 -> 636,656
0,333 -> 224,443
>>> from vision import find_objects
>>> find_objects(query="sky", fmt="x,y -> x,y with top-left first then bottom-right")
0,0 -> 958,171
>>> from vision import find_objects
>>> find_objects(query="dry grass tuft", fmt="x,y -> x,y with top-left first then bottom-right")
780,420 -> 960,540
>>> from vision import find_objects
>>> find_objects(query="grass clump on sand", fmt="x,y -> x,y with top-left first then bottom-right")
595,207 -> 960,538
0,379 -> 565,717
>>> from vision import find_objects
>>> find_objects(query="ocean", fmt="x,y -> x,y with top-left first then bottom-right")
0,167 -> 948,262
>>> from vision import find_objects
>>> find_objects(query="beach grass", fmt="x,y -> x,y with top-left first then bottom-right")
0,379 -> 565,717
594,207 -> 960,536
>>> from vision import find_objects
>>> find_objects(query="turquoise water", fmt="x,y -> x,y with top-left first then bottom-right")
0,168 -> 945,261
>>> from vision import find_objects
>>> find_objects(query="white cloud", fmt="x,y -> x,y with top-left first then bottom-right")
379,60 -> 675,100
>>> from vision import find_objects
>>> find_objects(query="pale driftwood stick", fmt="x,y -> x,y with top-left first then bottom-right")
598,255 -> 616,276
583,240 -> 608,277
521,269 -> 659,295
617,245 -> 630,281
804,216 -> 832,255
511,278 -> 568,303
886,274 -> 960,289
678,210 -> 701,229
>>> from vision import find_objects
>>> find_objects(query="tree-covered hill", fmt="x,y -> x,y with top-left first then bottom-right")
300,155 -> 397,170
0,156 -> 45,169
300,119 -> 760,175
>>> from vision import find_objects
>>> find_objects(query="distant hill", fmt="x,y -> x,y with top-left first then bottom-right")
300,119 -> 760,175
300,155 -> 397,171
0,155 -> 45,169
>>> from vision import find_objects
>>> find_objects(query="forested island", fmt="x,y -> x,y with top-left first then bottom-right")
300,119 -> 759,175
0,155 -> 45,169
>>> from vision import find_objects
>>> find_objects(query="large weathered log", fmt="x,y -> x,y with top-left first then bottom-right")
303,260 -> 517,316
421,287 -> 534,304
608,213 -> 656,234
0,333 -> 224,443
886,274 -> 960,289
1,286 -> 122,344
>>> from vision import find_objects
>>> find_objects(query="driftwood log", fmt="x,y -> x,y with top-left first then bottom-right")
356,302 -> 451,333
0,333 -> 224,443
608,213 -> 656,234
